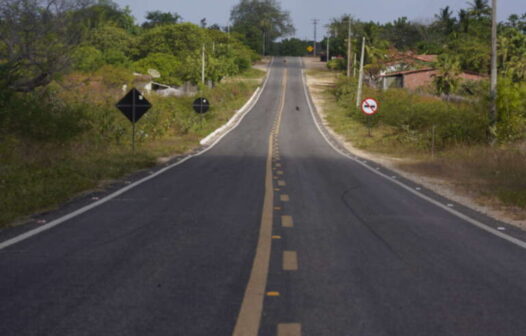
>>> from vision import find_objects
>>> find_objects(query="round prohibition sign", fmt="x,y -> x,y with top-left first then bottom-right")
361,97 -> 379,115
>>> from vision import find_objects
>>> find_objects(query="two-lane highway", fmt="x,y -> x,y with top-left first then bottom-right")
2,58 -> 526,336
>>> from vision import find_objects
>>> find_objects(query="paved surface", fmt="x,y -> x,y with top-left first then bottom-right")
2,58 -> 526,336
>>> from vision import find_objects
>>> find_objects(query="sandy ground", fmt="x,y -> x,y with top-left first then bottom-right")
302,56 -> 526,230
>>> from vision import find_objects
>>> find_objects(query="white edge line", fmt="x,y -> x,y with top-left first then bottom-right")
0,58 -> 275,251
200,86 -> 261,146
300,64 -> 526,250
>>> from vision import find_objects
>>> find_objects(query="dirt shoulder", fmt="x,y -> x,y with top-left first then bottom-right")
303,57 -> 526,230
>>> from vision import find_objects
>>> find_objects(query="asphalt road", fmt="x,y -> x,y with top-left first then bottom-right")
2,58 -> 526,336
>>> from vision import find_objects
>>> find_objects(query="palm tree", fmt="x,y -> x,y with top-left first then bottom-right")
458,9 -> 470,33
433,55 -> 461,99
468,0 -> 491,20
435,6 -> 456,35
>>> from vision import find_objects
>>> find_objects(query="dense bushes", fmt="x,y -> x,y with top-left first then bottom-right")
0,88 -> 89,142
333,77 -> 491,150
334,74 -> 526,150
69,18 -> 258,85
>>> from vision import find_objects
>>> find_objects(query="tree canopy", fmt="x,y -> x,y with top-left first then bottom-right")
230,0 -> 295,54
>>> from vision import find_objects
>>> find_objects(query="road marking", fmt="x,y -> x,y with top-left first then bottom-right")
276,163 -> 282,167
274,206 -> 282,210
274,188 -> 280,191
272,235 -> 282,240
281,215 -> 294,228
266,291 -> 280,297
283,251 -> 298,271
0,60 -> 277,252
233,67 -> 288,336
280,194 -> 290,202
300,66 -> 526,250
277,171 -> 284,175
277,323 -> 301,336
278,180 -> 286,187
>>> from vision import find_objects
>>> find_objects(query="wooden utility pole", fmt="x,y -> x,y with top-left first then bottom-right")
201,44 -> 206,85
326,34 -> 330,62
346,18 -> 352,77
356,37 -> 366,107
262,32 -> 266,56
353,53 -> 357,77
489,0 -> 498,143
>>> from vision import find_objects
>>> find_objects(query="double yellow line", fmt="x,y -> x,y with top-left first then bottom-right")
232,67 -> 288,336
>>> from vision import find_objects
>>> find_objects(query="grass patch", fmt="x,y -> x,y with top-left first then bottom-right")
0,68 -> 265,228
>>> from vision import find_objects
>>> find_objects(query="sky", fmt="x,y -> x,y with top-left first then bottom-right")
115,0 -> 525,40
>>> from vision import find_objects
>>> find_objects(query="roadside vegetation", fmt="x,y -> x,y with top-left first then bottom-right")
0,0 -> 267,227
311,1 -> 526,216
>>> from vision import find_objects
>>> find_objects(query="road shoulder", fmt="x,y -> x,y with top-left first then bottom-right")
302,56 -> 526,232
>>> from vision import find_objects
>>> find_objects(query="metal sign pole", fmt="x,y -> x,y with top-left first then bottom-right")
132,91 -> 136,152
367,115 -> 372,137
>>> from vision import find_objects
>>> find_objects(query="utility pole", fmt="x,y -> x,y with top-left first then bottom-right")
227,25 -> 230,52
312,19 -> 319,56
489,0 -> 498,144
356,37 -> 366,107
201,44 -> 205,85
326,34 -> 330,62
346,17 -> 352,77
353,53 -> 357,77
262,31 -> 266,56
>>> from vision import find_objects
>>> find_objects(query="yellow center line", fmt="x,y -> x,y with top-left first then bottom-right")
277,323 -> 302,336
232,67 -> 288,336
281,215 -> 293,228
282,251 -> 298,271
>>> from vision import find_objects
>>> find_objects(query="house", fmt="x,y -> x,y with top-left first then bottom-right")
381,68 -> 437,90
380,68 -> 486,90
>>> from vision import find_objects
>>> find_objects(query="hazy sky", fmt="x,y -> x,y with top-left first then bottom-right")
115,0 -> 525,40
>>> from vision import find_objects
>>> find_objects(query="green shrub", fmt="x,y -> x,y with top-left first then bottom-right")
72,46 -> 104,72
2,86 -> 89,142
327,58 -> 346,71
103,49 -> 131,67
94,65 -> 134,87
333,81 -> 489,150
133,53 -> 182,86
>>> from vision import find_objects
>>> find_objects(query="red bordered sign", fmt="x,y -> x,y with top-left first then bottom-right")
361,97 -> 379,115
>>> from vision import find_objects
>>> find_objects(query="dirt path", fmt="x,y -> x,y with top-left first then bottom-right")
303,57 -> 526,230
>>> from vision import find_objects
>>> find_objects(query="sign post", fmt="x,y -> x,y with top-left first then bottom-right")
360,97 -> 379,137
116,88 -> 152,152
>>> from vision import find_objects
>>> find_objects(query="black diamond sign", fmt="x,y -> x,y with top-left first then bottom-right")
193,97 -> 210,114
116,88 -> 152,123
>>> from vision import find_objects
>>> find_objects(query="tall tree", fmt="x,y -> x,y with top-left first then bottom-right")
468,0 -> 491,21
458,9 -> 470,33
0,0 -> 94,92
435,6 -> 456,35
142,11 -> 181,29
230,0 -> 295,54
